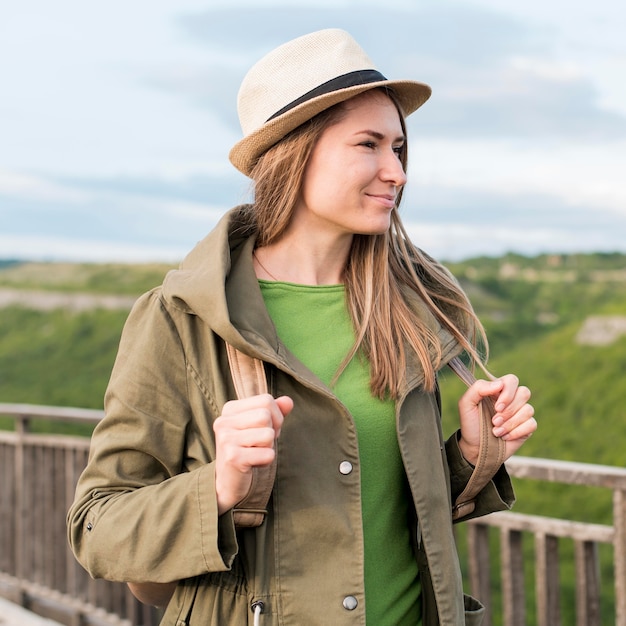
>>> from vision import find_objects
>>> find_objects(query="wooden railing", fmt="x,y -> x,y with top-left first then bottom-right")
0,403 -> 160,626
1,403 -> 625,626
465,456 -> 626,626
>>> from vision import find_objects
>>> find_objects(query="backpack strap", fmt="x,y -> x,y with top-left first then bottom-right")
225,345 -> 505,525
448,356 -> 507,520
225,343 -> 276,528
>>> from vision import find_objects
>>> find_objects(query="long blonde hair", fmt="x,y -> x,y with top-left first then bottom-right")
246,89 -> 488,399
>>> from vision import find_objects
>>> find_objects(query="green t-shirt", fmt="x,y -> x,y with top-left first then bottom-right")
259,281 -> 422,625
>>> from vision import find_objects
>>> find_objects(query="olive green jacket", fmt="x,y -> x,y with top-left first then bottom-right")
67,207 -> 514,625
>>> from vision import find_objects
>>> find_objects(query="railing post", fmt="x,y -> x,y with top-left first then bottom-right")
14,414 -> 29,591
574,540 -> 600,626
468,523 -> 492,625
615,487 -> 626,626
536,533 -> 561,626
501,528 -> 525,626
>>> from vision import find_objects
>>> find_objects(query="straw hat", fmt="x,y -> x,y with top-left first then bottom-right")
229,29 -> 432,176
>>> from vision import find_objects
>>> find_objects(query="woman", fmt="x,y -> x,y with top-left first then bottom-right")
67,29 -> 536,625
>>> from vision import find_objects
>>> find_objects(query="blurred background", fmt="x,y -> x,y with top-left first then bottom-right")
1,0 -> 625,263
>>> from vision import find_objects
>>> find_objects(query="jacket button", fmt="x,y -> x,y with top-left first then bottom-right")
342,596 -> 358,610
339,461 -> 353,475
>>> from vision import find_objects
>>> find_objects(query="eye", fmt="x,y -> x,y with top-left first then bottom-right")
393,144 -> 404,156
359,140 -> 377,149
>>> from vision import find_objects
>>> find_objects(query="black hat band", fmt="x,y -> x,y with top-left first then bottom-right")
266,69 -> 387,123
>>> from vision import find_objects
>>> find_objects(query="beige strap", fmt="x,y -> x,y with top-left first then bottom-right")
225,343 -> 276,528
225,345 -> 504,525
448,356 -> 507,520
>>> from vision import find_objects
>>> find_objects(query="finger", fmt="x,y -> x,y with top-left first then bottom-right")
274,396 -> 293,437
495,389 -> 532,427
493,404 -> 536,438
503,417 -> 537,442
218,441 -> 277,470
214,408 -> 275,436
221,394 -> 289,435
491,387 -> 532,427
221,393 -> 276,416
218,425 -> 278,450
275,395 -> 294,416
501,421 -> 537,464
493,374 -> 521,412
458,379 -> 504,414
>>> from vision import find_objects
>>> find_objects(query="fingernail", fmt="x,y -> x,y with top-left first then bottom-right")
495,402 -> 505,412
493,427 -> 505,437
492,416 -> 503,427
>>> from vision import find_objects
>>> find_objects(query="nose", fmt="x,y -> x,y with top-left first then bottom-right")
381,149 -> 407,187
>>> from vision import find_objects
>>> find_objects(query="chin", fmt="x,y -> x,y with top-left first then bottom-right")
359,221 -> 392,236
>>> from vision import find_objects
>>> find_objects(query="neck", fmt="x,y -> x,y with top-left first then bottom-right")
254,233 -> 351,285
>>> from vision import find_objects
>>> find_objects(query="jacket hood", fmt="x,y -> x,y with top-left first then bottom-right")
161,206 -> 280,357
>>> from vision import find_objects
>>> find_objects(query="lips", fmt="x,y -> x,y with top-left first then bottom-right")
367,193 -> 396,208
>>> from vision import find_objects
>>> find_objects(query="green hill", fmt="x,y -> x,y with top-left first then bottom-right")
2,254 -> 625,455
441,252 -> 626,464
1,254 -> 625,473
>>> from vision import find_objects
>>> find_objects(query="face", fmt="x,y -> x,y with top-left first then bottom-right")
293,90 -> 408,240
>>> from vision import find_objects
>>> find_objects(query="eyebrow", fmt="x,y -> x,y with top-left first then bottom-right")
357,130 -> 406,142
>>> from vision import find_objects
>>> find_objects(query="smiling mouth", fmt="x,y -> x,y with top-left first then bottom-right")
367,194 -> 396,208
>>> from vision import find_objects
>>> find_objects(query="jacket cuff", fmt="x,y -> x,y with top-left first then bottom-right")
446,430 -> 515,522
197,463 -> 239,570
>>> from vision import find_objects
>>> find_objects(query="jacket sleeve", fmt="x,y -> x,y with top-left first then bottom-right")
67,290 -> 238,583
445,431 -> 515,522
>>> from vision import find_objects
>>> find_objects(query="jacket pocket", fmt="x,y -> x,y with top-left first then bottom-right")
463,593 -> 485,626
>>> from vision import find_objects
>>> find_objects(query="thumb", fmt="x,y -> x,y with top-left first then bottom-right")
460,379 -> 503,411
273,396 -> 293,439
275,395 -> 294,417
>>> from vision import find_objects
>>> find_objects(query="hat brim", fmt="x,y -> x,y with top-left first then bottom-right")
229,79 -> 431,177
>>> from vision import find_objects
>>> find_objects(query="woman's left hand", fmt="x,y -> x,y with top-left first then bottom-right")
457,375 -> 537,465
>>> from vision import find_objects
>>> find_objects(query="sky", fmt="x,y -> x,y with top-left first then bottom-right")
1,0 -> 625,263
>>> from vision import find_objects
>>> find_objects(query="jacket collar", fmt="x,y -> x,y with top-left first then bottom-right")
161,206 -> 279,355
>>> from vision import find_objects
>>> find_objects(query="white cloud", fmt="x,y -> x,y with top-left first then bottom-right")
407,138 -> 626,216
0,170 -> 90,204
403,220 -> 625,262
0,1 -> 239,178
508,56 -> 584,83
0,233 -> 188,263
1,0 -> 625,261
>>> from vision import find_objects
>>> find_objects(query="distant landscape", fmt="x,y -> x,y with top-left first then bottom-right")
2,251 -> 625,474
1,252 -> 625,622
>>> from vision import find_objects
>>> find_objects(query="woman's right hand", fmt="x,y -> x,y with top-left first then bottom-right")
128,395 -> 292,606
213,394 -> 294,515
